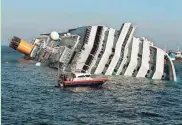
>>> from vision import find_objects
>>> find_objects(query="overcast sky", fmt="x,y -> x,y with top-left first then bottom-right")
2,0 -> 182,51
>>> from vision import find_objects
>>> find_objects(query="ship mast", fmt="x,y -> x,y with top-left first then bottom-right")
177,46 -> 180,52
164,46 -> 166,52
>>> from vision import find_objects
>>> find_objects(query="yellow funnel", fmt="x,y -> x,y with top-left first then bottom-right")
9,36 -> 34,55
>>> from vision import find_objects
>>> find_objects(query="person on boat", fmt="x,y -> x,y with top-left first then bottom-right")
57,74 -> 66,87
64,75 -> 67,81
71,73 -> 76,81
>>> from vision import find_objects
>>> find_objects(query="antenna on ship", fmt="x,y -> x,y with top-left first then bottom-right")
164,46 -> 166,52
177,46 -> 180,52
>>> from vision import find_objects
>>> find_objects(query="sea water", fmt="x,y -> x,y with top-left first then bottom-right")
2,46 -> 182,125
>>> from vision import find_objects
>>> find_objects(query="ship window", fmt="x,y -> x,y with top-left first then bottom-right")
105,64 -> 109,67
109,55 -> 113,59
138,54 -> 142,57
81,70 -> 86,73
137,67 -> 140,71
78,75 -> 85,78
147,70 -> 150,73
114,69 -> 117,72
162,75 -> 164,78
85,75 -> 90,77
112,48 -> 115,53
151,65 -> 155,71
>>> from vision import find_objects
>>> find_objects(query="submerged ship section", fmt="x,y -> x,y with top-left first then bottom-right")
9,23 -> 176,81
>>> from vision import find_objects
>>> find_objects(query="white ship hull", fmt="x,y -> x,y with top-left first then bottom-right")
9,23 -> 176,81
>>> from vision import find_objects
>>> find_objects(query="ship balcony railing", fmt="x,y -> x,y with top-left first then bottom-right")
94,41 -> 100,46
85,34 -> 90,39
138,54 -> 142,57
100,50 -> 104,53
84,35 -> 90,39
149,60 -> 154,64
81,69 -> 87,73
83,64 -> 91,68
103,58 -> 110,66
85,32 -> 90,36
89,53 -> 96,58
96,29 -> 103,35
95,42 -> 100,46
91,50 -> 98,55
88,54 -> 97,65
84,41 -> 89,44
121,47 -> 125,52
90,49 -> 96,55
87,29 -> 91,31
85,38 -> 89,42
90,48 -> 99,55
85,36 -> 89,40
103,40 -> 107,43
86,28 -> 91,31
94,61 -> 101,68
85,41 -> 89,44
91,67 -> 97,72
98,53 -> 102,58
85,35 -> 90,38
95,34 -> 102,37
85,59 -> 93,67
102,44 -> 106,48
84,38 -> 89,42
94,36 -> 102,43
122,42 -> 127,48
86,31 -> 91,34
87,54 -> 98,64
92,45 -> 99,50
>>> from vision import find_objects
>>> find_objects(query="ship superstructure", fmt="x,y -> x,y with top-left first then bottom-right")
9,23 -> 176,81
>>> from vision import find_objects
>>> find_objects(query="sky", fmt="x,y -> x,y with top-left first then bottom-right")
2,0 -> 182,51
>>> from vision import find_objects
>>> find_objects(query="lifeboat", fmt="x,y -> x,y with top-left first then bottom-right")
58,73 -> 108,87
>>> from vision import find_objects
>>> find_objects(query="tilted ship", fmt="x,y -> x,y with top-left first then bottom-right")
9,23 -> 176,81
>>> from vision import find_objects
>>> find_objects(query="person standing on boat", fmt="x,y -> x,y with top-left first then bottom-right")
57,74 -> 64,87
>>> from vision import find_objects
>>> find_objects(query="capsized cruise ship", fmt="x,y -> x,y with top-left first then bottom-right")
9,23 -> 176,81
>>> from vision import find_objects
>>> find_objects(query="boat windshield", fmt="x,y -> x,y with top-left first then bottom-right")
77,75 -> 90,78
78,75 -> 86,78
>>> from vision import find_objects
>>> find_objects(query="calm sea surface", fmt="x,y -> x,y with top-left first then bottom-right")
2,46 -> 182,125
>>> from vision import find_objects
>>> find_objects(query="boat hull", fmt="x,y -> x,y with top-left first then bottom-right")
62,78 -> 108,87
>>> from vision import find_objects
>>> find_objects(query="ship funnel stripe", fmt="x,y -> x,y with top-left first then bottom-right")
9,36 -> 21,50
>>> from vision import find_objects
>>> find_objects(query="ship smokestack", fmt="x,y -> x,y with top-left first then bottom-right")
9,36 -> 34,55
